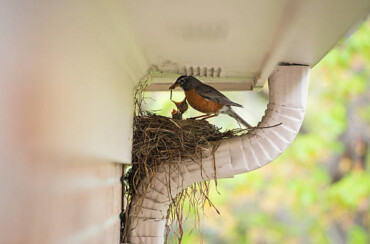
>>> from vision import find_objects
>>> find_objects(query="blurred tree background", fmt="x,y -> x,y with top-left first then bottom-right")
143,18 -> 369,244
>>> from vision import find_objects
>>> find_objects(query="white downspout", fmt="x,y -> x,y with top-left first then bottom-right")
128,65 -> 310,244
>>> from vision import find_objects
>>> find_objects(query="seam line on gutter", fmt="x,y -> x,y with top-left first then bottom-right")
248,136 -> 262,167
239,137 -> 251,171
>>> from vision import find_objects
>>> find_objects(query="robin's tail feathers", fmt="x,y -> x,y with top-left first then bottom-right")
223,107 -> 252,128
229,101 -> 243,108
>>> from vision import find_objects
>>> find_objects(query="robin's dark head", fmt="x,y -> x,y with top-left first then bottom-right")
169,75 -> 201,91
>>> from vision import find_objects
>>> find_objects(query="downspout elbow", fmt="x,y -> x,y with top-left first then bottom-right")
215,65 -> 310,177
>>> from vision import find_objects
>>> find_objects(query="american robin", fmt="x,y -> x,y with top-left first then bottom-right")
169,75 -> 252,128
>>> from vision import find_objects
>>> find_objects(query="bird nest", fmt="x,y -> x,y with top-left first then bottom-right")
122,112 -> 246,243
120,77 -> 250,243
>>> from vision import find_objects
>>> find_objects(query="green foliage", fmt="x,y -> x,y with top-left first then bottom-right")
348,225 -> 368,244
328,172 -> 370,209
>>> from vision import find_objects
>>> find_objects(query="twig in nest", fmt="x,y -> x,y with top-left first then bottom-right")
252,122 -> 282,130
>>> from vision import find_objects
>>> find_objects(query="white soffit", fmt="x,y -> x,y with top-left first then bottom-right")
125,0 -> 370,91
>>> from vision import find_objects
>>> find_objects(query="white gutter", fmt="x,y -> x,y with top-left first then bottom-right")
127,65 -> 310,244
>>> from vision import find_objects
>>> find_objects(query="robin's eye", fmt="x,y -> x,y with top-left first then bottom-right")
179,79 -> 185,84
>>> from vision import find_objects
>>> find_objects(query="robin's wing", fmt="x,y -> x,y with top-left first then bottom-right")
195,84 -> 243,107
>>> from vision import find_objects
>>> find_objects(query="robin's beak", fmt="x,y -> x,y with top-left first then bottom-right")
169,82 -> 179,90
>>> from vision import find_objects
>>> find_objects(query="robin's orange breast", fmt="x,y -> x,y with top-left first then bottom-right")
185,88 -> 223,113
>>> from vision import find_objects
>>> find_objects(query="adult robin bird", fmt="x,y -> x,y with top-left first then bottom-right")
169,75 -> 252,128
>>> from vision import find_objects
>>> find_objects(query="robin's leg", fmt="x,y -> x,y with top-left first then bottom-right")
201,113 -> 219,120
190,114 -> 211,120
